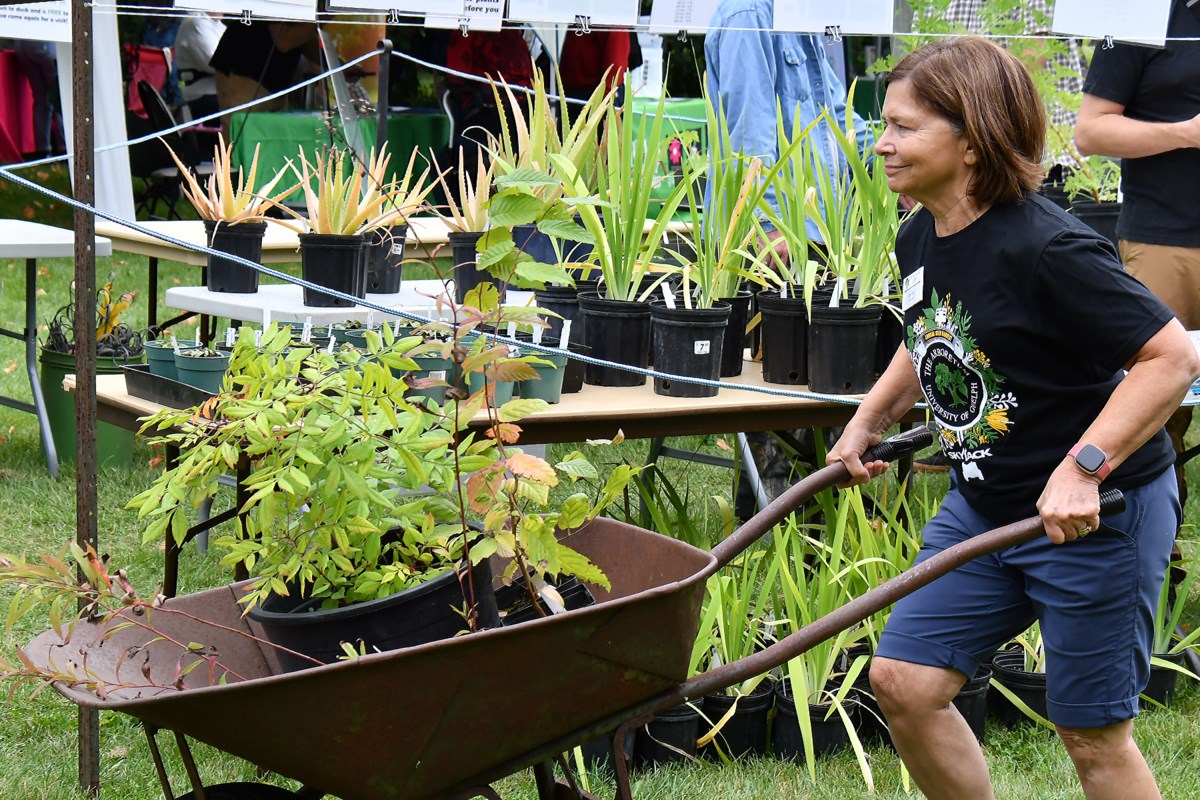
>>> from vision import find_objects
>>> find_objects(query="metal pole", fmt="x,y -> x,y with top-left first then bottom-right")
70,0 -> 100,793
376,39 -> 392,155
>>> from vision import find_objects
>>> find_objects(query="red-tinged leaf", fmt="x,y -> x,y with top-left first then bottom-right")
486,423 -> 522,444
506,452 -> 559,486
465,463 -> 506,514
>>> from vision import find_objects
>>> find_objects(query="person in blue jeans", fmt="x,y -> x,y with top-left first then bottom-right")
705,0 -> 873,515
828,36 -> 1199,799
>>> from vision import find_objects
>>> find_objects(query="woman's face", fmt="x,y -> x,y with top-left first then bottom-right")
875,78 -> 977,212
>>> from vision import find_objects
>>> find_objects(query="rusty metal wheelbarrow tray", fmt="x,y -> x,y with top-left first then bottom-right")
29,428 -> 1114,800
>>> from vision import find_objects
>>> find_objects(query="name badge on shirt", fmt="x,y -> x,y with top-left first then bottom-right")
902,267 -> 924,312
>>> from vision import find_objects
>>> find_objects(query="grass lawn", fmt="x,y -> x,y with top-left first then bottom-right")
0,249 -> 1198,799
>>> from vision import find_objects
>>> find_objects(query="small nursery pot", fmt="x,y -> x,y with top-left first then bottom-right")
517,342 -> 569,404
145,338 -> 199,382
173,349 -> 230,394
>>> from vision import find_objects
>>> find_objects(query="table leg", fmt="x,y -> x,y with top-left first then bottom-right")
736,432 -> 770,514
148,255 -> 158,330
25,258 -> 58,477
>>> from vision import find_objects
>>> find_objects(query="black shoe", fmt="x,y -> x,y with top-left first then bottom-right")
914,451 -> 952,472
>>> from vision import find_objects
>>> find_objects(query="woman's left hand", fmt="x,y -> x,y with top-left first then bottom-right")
1036,459 -> 1102,544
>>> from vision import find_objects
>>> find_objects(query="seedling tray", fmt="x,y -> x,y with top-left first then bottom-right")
123,364 -> 214,409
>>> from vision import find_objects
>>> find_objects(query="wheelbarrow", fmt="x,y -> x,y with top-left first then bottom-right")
24,427 -> 1125,800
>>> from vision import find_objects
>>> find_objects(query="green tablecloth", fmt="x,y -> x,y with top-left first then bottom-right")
229,109 -> 450,199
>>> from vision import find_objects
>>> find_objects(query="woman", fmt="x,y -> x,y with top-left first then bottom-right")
828,37 -> 1199,800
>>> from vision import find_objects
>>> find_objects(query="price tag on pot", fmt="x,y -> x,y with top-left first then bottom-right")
694,340 -> 711,355
559,320 -> 573,349
225,327 -> 236,348
661,283 -> 677,309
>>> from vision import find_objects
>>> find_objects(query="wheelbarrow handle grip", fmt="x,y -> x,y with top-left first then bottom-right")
862,425 -> 934,464
707,426 -> 933,574
681,488 -> 1127,702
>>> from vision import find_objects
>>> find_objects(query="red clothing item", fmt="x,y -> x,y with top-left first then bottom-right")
446,30 -> 534,92
558,31 -> 629,95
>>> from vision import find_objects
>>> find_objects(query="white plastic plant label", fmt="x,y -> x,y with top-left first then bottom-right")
391,241 -> 405,257
661,283 -> 677,309
224,327 -> 236,347
254,329 -> 263,347
367,311 -> 375,329
429,370 -> 446,381
171,335 -> 180,355
326,337 -> 336,354
559,320 -> 573,349
301,320 -> 313,343
694,340 -> 711,355
532,326 -> 544,345
507,322 -> 517,339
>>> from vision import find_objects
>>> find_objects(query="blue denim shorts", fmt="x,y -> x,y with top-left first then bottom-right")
875,467 -> 1178,729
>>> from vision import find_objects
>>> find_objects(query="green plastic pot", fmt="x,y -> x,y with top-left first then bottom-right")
468,367 -> 515,406
174,350 -> 230,394
403,355 -> 454,406
39,347 -> 142,468
145,339 -> 198,382
518,348 -> 568,404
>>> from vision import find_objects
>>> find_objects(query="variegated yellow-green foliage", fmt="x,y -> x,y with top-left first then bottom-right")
164,133 -> 300,224
434,146 -> 494,234
276,146 -> 417,236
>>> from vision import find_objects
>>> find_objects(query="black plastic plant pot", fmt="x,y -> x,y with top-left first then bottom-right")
495,574 -> 596,626
532,281 -> 598,343
756,289 -> 809,386
1068,199 -> 1121,252
807,304 -> 882,395
204,220 -> 266,294
719,290 -> 752,377
248,558 -> 499,673
560,341 -> 591,394
633,697 -> 705,770
699,681 -> 774,760
650,299 -> 729,398
874,309 -> 905,381
1144,651 -> 1184,708
580,728 -> 635,776
450,230 -> 508,305
989,648 -> 1047,727
299,232 -> 366,308
577,291 -> 652,387
364,223 -> 407,294
772,680 -> 853,761
952,666 -> 992,744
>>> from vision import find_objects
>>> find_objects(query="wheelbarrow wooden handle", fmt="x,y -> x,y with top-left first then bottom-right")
683,488 -> 1126,701
706,425 -> 935,576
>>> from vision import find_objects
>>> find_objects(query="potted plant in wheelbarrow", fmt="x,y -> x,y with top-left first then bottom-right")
126,313 -> 635,672
166,134 -> 300,294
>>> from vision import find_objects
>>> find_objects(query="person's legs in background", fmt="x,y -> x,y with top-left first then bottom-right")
13,40 -> 62,157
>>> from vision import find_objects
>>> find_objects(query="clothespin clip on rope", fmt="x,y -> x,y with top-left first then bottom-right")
1102,34 -> 1115,50
459,18 -> 470,37
387,8 -> 401,24
824,25 -> 843,44
240,9 -> 253,25
574,14 -> 591,36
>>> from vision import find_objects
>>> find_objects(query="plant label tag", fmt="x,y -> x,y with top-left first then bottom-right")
393,319 -> 404,336
391,241 -> 405,257
300,320 -> 313,343
254,329 -> 263,347
902,267 -> 923,311
532,326 -> 543,345
429,370 -> 446,381
367,311 -> 375,329
224,327 -> 235,347
694,340 -> 711,355
830,277 -> 845,308
661,284 -> 676,309
326,337 -> 336,354
507,322 -> 517,339
171,335 -> 180,355
559,320 -> 573,349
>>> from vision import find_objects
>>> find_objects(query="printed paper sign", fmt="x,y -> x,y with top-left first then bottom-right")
773,0 -> 894,35
1052,0 -> 1172,46
327,0 -> 461,14
647,0 -> 720,35
0,2 -> 71,43
174,0 -> 318,22
423,0 -> 504,33
507,0 -> 639,27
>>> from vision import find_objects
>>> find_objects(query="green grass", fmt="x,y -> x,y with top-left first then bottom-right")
0,251 -> 1199,798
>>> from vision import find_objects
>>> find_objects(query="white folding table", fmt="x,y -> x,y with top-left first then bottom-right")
0,220 -> 112,475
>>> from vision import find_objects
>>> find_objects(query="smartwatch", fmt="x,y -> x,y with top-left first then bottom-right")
1069,443 -> 1111,480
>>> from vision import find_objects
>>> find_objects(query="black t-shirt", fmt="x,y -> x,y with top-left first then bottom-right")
208,21 -> 304,94
1083,0 -> 1200,247
898,194 -> 1175,524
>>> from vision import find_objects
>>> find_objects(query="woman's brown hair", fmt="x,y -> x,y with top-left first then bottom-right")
886,36 -> 1045,206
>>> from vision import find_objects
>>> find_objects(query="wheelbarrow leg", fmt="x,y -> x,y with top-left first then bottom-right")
610,720 -> 640,800
530,757 -> 602,800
